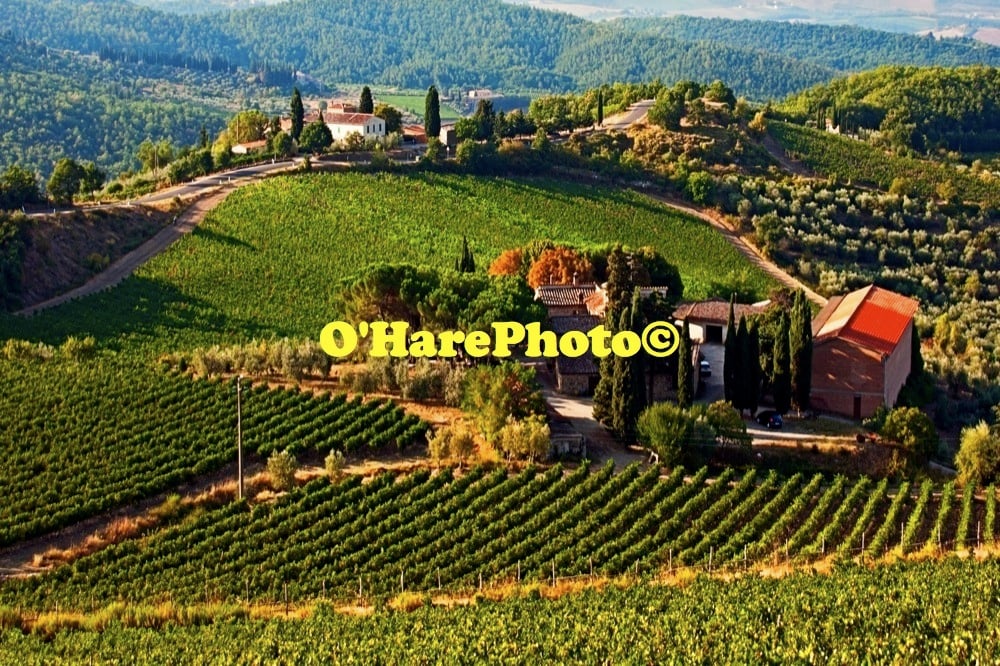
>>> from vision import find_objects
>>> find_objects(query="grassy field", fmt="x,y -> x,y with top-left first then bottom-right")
1,172 -> 776,350
375,92 -> 463,121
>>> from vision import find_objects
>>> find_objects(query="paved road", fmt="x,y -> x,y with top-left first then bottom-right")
602,99 -> 654,130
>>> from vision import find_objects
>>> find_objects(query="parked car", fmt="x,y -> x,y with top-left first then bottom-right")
699,360 -> 711,377
756,410 -> 783,429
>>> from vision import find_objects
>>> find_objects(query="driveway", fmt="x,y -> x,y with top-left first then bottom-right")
529,361 -> 647,470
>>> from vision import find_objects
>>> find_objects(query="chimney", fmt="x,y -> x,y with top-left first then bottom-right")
572,271 -> 578,286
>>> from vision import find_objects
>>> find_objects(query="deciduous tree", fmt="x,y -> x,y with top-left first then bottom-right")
526,246 -> 593,289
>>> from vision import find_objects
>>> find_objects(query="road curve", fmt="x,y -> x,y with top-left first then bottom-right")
16,159 -> 301,316
643,192 -> 828,307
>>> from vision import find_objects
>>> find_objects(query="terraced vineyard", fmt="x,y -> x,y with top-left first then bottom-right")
6,465 -> 993,609
0,360 -> 424,546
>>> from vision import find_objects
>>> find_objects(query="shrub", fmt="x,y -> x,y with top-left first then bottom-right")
427,422 -> 477,466
956,421 -> 1000,488
324,450 -> 346,483
495,414 -> 550,462
267,449 -> 298,491
880,406 -> 939,461
636,402 -> 693,466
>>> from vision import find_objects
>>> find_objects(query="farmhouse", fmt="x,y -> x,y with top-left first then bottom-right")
548,315 -> 601,395
230,139 -> 268,155
810,284 -> 919,420
672,298 -> 771,344
534,283 -> 601,318
323,112 -> 386,142
535,284 -> 677,398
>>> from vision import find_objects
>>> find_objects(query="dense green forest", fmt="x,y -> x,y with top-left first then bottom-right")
3,0 -> 1000,100
780,66 -> 1000,153
0,35 -> 233,179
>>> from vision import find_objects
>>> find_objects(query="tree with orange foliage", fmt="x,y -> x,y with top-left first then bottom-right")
526,246 -> 593,289
488,248 -> 524,277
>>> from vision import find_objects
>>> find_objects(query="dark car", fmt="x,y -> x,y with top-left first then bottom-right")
756,410 -> 783,429
699,360 -> 711,377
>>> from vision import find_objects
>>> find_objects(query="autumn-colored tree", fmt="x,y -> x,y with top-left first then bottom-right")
526,246 -> 593,289
488,248 -> 524,277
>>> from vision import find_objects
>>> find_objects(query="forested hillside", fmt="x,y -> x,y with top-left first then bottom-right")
779,66 -> 1000,153
3,0 -> 1000,100
0,35 -> 230,178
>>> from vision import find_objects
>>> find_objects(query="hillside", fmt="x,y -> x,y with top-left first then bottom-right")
0,35 -> 234,178
779,65 -> 1000,153
3,0 -> 1000,100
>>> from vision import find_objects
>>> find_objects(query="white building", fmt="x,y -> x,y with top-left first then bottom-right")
324,113 -> 386,142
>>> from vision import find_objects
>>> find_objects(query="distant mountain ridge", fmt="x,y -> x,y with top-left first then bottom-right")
3,0 -> 1000,100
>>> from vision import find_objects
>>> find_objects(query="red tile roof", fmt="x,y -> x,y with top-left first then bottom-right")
324,112 -> 379,126
813,285 -> 918,356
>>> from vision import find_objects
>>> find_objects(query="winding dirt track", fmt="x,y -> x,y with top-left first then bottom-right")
643,192 -> 828,307
17,187 -> 237,316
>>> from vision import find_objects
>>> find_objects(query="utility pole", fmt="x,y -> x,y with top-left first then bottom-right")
237,375 -> 244,500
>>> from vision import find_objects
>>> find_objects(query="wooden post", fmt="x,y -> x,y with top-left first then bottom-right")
438,570 -> 441,590
978,521 -> 981,548
668,549 -> 672,573
709,547 -> 713,572
551,561 -> 556,586
358,577 -> 362,598
283,582 -> 288,617
400,569 -> 404,593
479,572 -> 483,591
517,561 -> 521,583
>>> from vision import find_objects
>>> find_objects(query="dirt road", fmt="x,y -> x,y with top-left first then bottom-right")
643,192 -> 828,307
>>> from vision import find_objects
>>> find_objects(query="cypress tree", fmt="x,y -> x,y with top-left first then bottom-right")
677,321 -> 693,408
199,124 -> 209,149
597,89 -> 604,127
290,87 -> 304,142
734,315 -> 749,414
747,318 -> 761,416
630,287 -> 648,414
790,290 -> 813,412
773,311 -> 792,414
359,86 -> 374,114
595,245 -> 634,426
425,85 -> 441,139
611,307 -> 636,441
455,236 -> 475,273
723,295 -> 737,404
605,245 -> 634,320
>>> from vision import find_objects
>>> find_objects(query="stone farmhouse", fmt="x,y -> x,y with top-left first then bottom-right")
810,284 -> 919,420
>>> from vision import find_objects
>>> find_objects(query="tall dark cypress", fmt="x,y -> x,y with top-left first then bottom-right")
290,87 -> 304,142
611,308 -> 636,441
723,294 -> 737,405
772,311 -> 792,414
630,287 -> 648,414
734,315 -> 749,414
790,290 -> 813,412
455,236 -> 475,273
677,321 -> 693,408
359,86 -> 374,114
597,89 -> 604,127
425,85 -> 441,139
747,318 -> 761,416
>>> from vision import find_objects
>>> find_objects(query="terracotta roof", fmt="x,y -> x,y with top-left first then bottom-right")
535,284 -> 600,307
549,315 -> 601,334
672,299 -> 769,325
813,285 -> 919,356
324,112 -> 379,126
